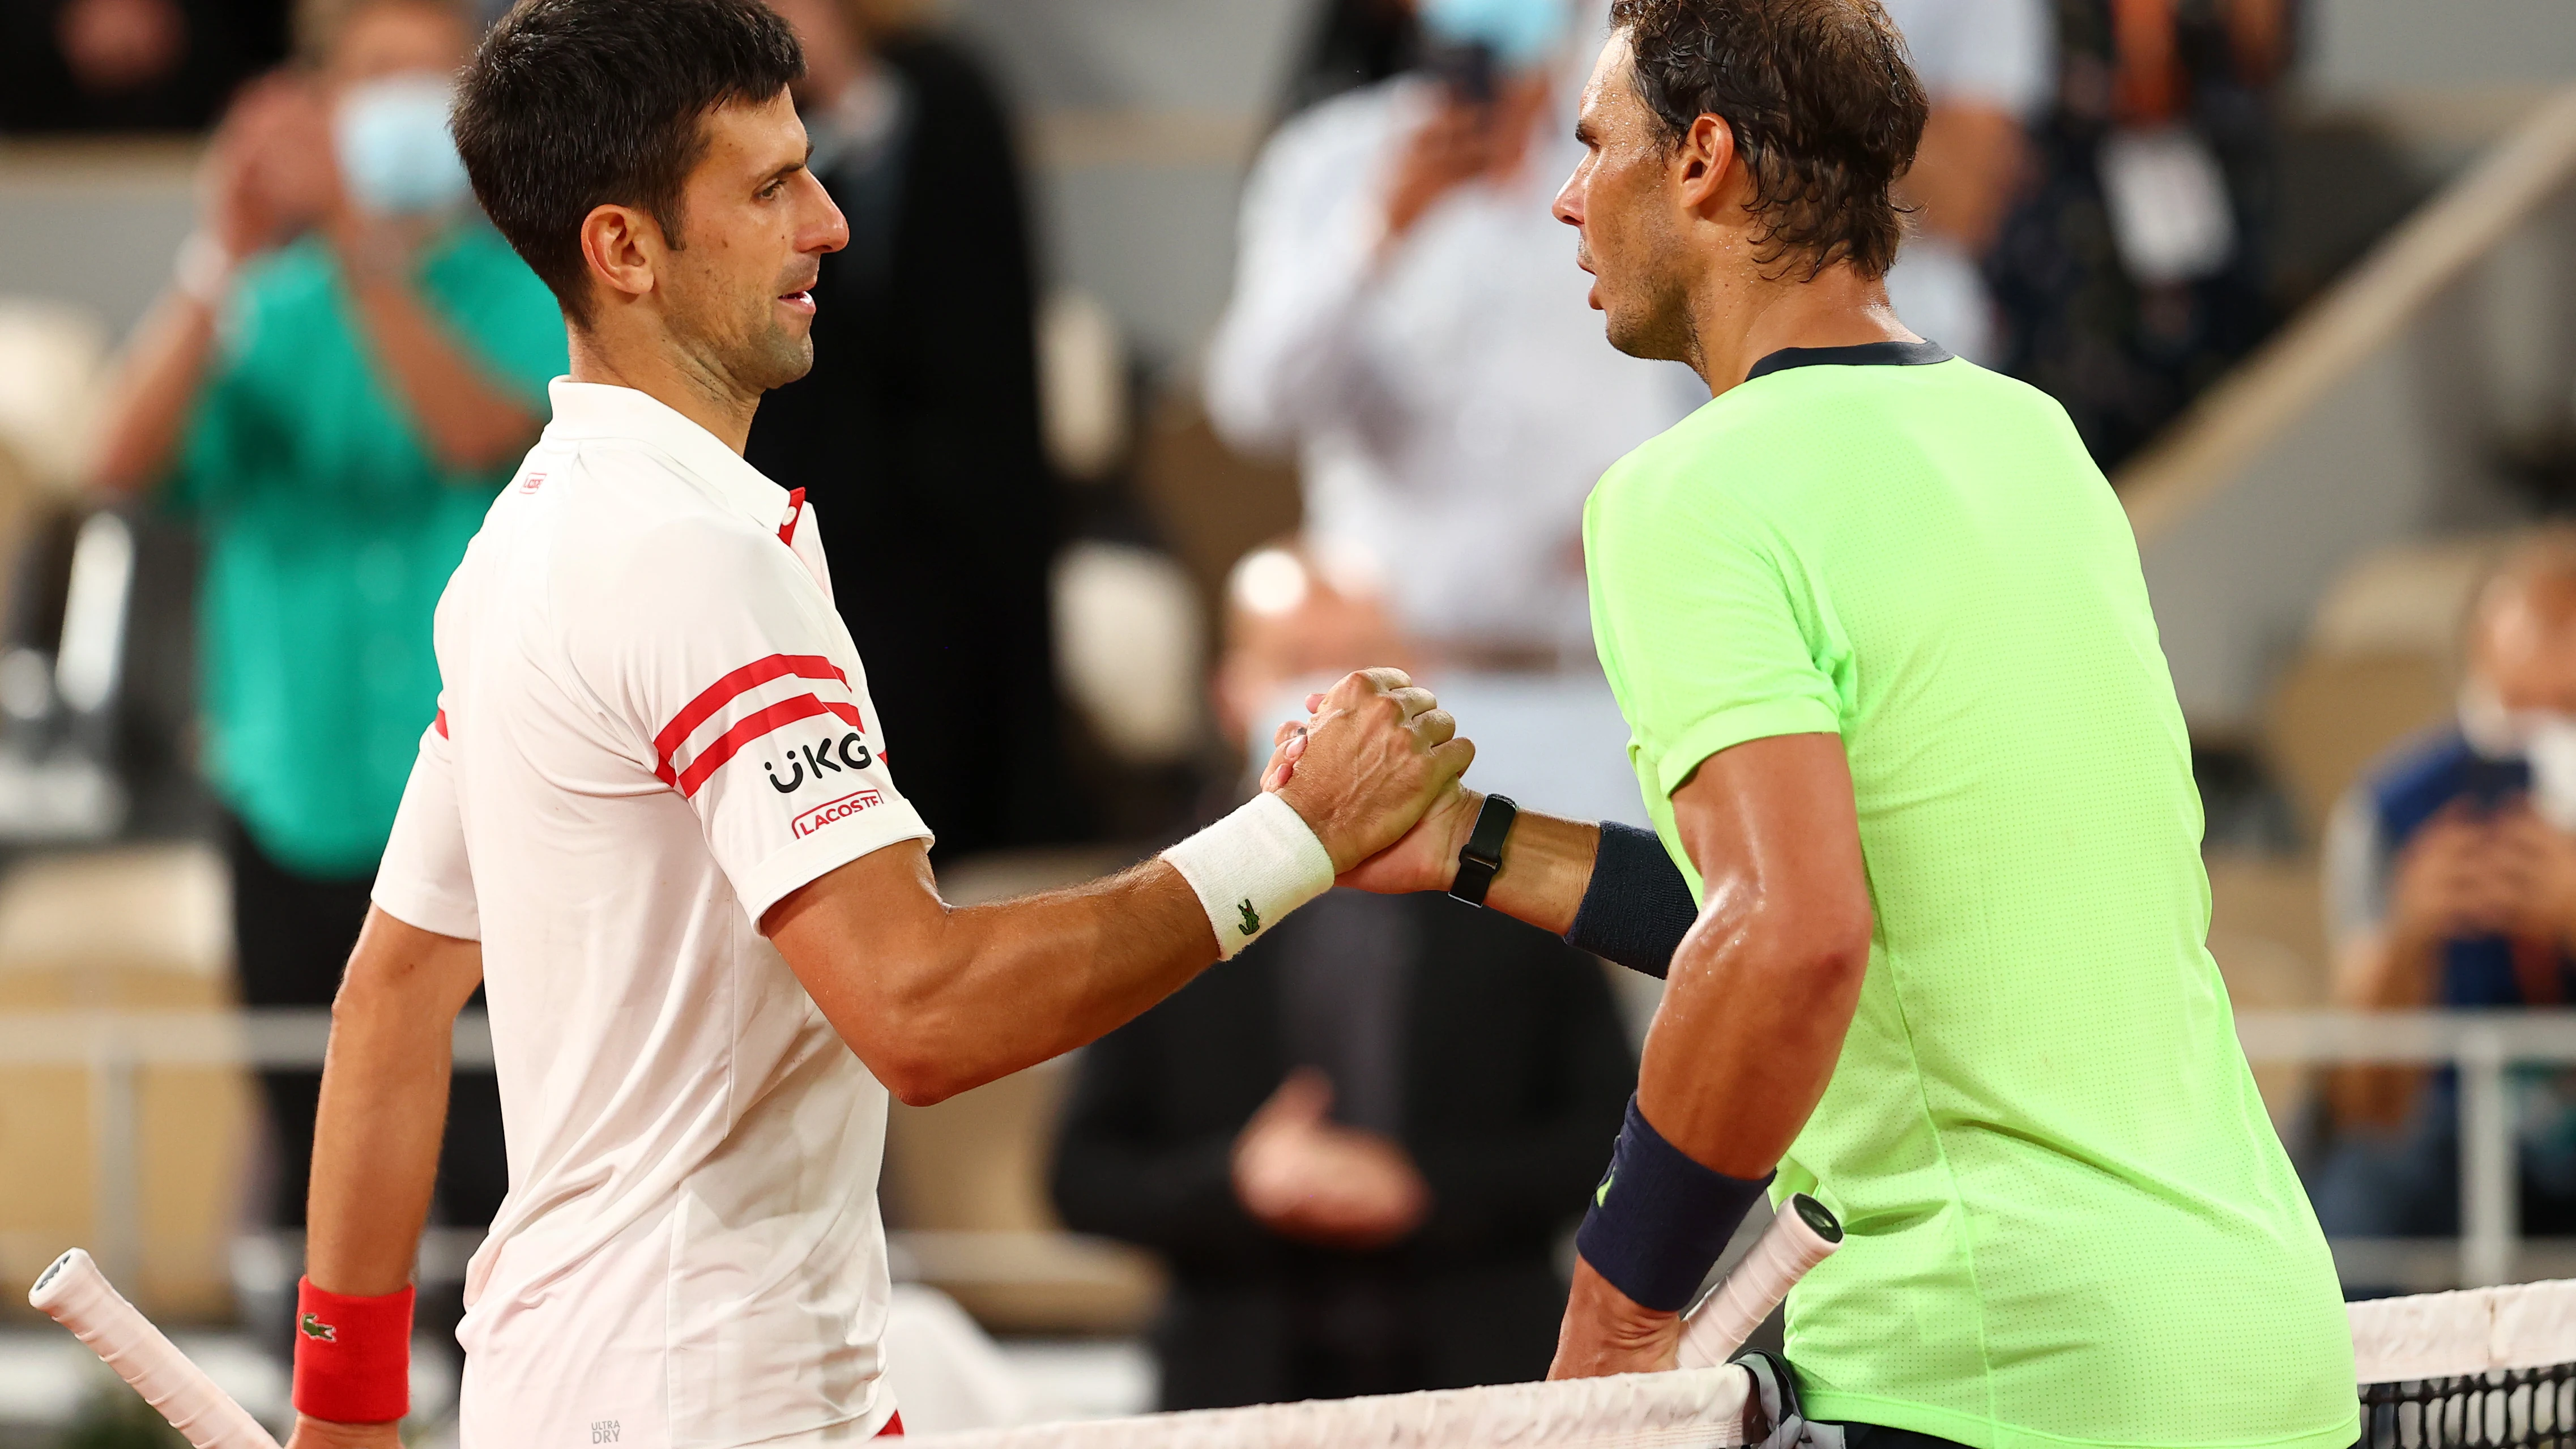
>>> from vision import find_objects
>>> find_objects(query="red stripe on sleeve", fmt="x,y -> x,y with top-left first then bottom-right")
654,654 -> 851,783
780,487 -> 807,545
433,710 -> 448,739
675,693 -> 864,798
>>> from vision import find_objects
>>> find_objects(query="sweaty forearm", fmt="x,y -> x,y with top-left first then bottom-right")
1639,906 -> 1869,1178
306,913 -> 484,1295
1473,807 -> 1603,937
1469,809 -> 1698,975
823,860 -> 1221,1106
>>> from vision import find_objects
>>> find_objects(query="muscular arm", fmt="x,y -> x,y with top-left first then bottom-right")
306,908 -> 485,1295
1553,732 -> 1874,1375
764,847 -> 1220,1106
287,908 -> 484,1449
1333,785 -> 1695,971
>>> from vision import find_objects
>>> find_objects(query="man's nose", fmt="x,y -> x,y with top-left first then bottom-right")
805,177 -> 850,254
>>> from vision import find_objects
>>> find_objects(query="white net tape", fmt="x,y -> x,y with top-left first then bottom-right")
904,1365 -> 1759,1449
910,1281 -> 2576,1449
2351,1278 -> 2576,1383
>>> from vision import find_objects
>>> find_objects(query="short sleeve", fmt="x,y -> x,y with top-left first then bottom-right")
598,516 -> 933,926
373,705 -> 481,940
1588,484 -> 1845,800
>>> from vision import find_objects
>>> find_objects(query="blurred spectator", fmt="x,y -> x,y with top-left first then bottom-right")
752,0 -> 1078,860
81,0 -> 561,1310
1279,0 -> 1421,121
1205,0 -> 1700,675
1877,0 -> 2052,368
1989,0 -> 2291,468
2310,531 -> 2576,1242
1052,889 -> 1631,1408
1213,539 -> 1413,758
0,0 -> 289,132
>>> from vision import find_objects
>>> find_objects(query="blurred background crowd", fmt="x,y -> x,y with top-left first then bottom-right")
0,0 -> 2571,1442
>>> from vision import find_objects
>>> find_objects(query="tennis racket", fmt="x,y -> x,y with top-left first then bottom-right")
1676,1194 -> 1844,1369
28,1248 -> 284,1449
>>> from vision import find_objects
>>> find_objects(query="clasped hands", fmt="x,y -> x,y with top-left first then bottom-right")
1262,668 -> 1487,894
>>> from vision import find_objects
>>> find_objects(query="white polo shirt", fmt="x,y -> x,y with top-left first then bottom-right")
372,379 -> 932,1448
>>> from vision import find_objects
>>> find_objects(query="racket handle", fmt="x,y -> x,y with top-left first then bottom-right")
1677,1194 -> 1843,1370
28,1248 -> 284,1449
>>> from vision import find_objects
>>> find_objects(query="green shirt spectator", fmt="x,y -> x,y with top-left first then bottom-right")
84,0 -> 552,1262
176,225 -> 563,873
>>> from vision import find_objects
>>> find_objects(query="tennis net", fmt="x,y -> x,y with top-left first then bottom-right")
2355,1280 -> 2576,1448
907,1280 -> 2576,1449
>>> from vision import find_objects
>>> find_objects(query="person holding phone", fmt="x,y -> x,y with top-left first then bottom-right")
2314,531 -> 2576,1245
1205,0 -> 1701,681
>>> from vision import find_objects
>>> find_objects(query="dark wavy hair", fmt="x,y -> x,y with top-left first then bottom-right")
1607,0 -> 1927,279
453,0 -> 804,325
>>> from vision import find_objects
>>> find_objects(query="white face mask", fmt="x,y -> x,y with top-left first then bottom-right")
2460,679 -> 2576,831
334,74 -> 472,216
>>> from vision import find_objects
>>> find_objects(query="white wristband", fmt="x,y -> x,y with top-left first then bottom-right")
1162,792 -> 1336,959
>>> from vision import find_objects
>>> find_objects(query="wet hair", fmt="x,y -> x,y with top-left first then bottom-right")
1607,0 -> 1928,279
451,0 -> 804,325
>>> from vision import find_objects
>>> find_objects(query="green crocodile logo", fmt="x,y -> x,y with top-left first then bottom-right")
1236,898 -> 1261,937
300,1312 -> 336,1342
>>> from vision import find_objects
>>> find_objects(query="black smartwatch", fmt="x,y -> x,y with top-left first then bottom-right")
1448,794 -> 1519,907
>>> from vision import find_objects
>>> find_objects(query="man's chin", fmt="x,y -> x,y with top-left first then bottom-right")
746,334 -> 817,394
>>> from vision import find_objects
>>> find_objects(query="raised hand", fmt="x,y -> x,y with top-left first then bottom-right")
1269,668 -> 1474,873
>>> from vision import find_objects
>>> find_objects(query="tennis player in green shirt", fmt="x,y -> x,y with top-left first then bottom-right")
1268,2 -> 2356,1444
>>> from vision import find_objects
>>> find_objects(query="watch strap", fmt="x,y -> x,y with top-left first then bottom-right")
1449,794 -> 1519,907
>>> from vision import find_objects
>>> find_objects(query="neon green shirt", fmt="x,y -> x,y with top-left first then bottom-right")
173,225 -> 565,876
1584,343 -> 2353,1449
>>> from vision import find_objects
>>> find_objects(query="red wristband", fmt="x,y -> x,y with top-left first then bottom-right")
291,1277 -> 412,1425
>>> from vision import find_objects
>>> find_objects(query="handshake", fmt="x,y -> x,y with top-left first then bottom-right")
1255,667 -> 1490,899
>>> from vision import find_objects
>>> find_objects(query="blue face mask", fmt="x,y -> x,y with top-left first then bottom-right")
1418,0 -> 1571,71
334,75 -> 472,216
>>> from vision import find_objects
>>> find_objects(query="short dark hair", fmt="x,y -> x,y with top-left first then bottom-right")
453,0 -> 804,325
1607,0 -> 1927,279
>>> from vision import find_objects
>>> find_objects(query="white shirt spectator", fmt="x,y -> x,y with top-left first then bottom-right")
373,379 -> 931,1448
1878,0 -> 2054,366
1205,71 -> 1701,660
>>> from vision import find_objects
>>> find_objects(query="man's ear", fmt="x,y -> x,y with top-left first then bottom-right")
1673,113 -> 1743,219
579,202 -> 662,307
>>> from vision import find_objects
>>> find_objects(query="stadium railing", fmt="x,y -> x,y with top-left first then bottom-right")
6,1007 -> 2576,1299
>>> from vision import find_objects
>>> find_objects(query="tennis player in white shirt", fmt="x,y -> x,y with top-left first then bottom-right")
281,3 -> 1470,1447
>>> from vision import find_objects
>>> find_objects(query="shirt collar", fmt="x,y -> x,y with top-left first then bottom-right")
543,377 -> 792,535
1744,340 -> 1954,382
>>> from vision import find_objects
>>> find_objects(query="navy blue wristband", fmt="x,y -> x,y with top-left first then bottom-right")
1574,1095 -> 1773,1312
1563,821 -> 1699,978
